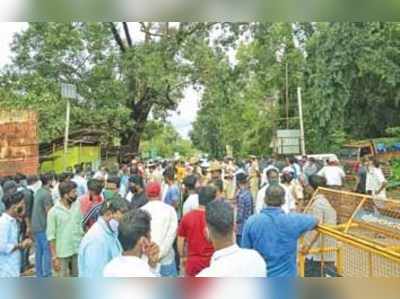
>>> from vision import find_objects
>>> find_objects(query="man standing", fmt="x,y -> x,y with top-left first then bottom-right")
241,184 -> 318,278
235,173 -> 253,246
163,168 -> 180,209
366,158 -> 387,200
125,175 -> 148,210
72,165 -> 88,198
0,192 -> 32,277
197,200 -> 266,277
318,158 -> 346,189
31,174 -> 53,277
103,209 -> 160,277
354,157 -> 368,194
78,195 -> 129,277
141,182 -> 178,277
80,179 -> 104,232
182,175 -> 199,216
177,186 -> 215,277
248,155 -> 260,203
47,181 -> 81,277
302,175 -> 337,277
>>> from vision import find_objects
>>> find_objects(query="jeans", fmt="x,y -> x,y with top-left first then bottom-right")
160,260 -> 178,277
34,232 -> 52,277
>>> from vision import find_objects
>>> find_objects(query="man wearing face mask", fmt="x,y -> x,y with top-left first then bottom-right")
103,209 -> 160,277
0,191 -> 32,277
78,194 -> 129,277
47,181 -> 81,277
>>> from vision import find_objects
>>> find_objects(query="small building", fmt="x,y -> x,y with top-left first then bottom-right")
39,129 -> 103,174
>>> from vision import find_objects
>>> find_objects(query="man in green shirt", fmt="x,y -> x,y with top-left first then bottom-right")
47,181 -> 82,277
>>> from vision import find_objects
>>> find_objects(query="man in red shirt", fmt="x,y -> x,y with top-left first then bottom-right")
177,186 -> 216,277
80,179 -> 105,232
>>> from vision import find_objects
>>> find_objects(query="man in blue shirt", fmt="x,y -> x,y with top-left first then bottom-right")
0,191 -> 32,277
241,184 -> 318,278
163,167 -> 180,209
78,194 -> 129,277
235,173 -> 253,246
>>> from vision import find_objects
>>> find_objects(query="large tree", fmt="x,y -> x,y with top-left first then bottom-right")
0,22 -> 215,153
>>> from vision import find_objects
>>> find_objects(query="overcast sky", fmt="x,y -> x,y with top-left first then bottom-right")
0,22 -> 200,139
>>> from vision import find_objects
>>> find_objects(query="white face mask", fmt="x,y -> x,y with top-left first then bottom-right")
109,219 -> 119,233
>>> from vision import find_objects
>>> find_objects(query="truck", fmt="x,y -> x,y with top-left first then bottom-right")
338,138 -> 400,177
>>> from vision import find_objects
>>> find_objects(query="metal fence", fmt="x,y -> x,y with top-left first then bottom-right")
298,188 -> 400,277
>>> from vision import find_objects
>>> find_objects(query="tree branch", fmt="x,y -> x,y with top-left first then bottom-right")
123,22 -> 133,47
109,22 -> 126,53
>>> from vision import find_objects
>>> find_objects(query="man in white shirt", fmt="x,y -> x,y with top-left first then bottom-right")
366,159 -> 387,199
182,175 -> 199,216
103,209 -> 160,277
256,168 -> 295,214
197,200 -> 266,277
71,166 -> 88,198
141,181 -> 178,277
317,158 -> 345,189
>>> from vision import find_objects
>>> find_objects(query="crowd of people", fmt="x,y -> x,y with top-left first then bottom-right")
0,154 -> 388,278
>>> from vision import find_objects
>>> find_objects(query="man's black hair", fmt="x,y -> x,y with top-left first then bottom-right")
3,191 -> 25,210
59,181 -> 78,198
198,186 -> 216,206
183,175 -> 197,191
87,179 -> 104,195
266,168 -> 279,179
100,194 -> 129,216
118,209 -> 152,252
206,200 -> 234,237
14,173 -> 26,184
309,175 -> 327,191
210,179 -> 224,193
163,167 -> 175,180
40,174 -> 52,186
27,175 -> 39,186
107,176 -> 121,189
129,175 -> 144,188
265,184 -> 286,207
75,165 -> 83,174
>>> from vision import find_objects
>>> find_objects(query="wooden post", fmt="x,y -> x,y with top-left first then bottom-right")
297,87 -> 306,156
63,98 -> 70,171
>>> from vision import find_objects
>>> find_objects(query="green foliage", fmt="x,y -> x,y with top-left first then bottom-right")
140,121 -> 198,158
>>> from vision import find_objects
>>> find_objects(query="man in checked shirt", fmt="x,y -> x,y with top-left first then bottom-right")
234,173 -> 254,246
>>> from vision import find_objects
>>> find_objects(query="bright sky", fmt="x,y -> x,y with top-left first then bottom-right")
0,22 -> 199,139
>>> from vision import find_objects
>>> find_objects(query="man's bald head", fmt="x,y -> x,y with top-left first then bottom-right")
265,184 -> 285,207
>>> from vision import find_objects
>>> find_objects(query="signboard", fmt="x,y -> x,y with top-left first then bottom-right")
61,83 -> 77,99
275,129 -> 301,155
0,110 -> 39,176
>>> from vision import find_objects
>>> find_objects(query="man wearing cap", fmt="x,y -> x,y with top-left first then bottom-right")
317,158 -> 346,189
241,184 -> 318,278
235,173 -> 253,246
141,182 -> 178,277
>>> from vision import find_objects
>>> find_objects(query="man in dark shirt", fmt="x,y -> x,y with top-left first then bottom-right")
31,174 -> 54,277
126,175 -> 148,209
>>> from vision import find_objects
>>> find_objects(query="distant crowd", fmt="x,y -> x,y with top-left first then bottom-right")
0,154 -> 388,278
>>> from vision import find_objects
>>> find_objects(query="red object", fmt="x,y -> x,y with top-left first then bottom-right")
178,210 -> 214,277
146,181 -> 161,198
80,194 -> 104,231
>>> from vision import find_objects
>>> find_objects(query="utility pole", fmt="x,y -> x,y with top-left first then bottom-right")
297,87 -> 306,156
285,61 -> 289,128
61,83 -> 77,171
